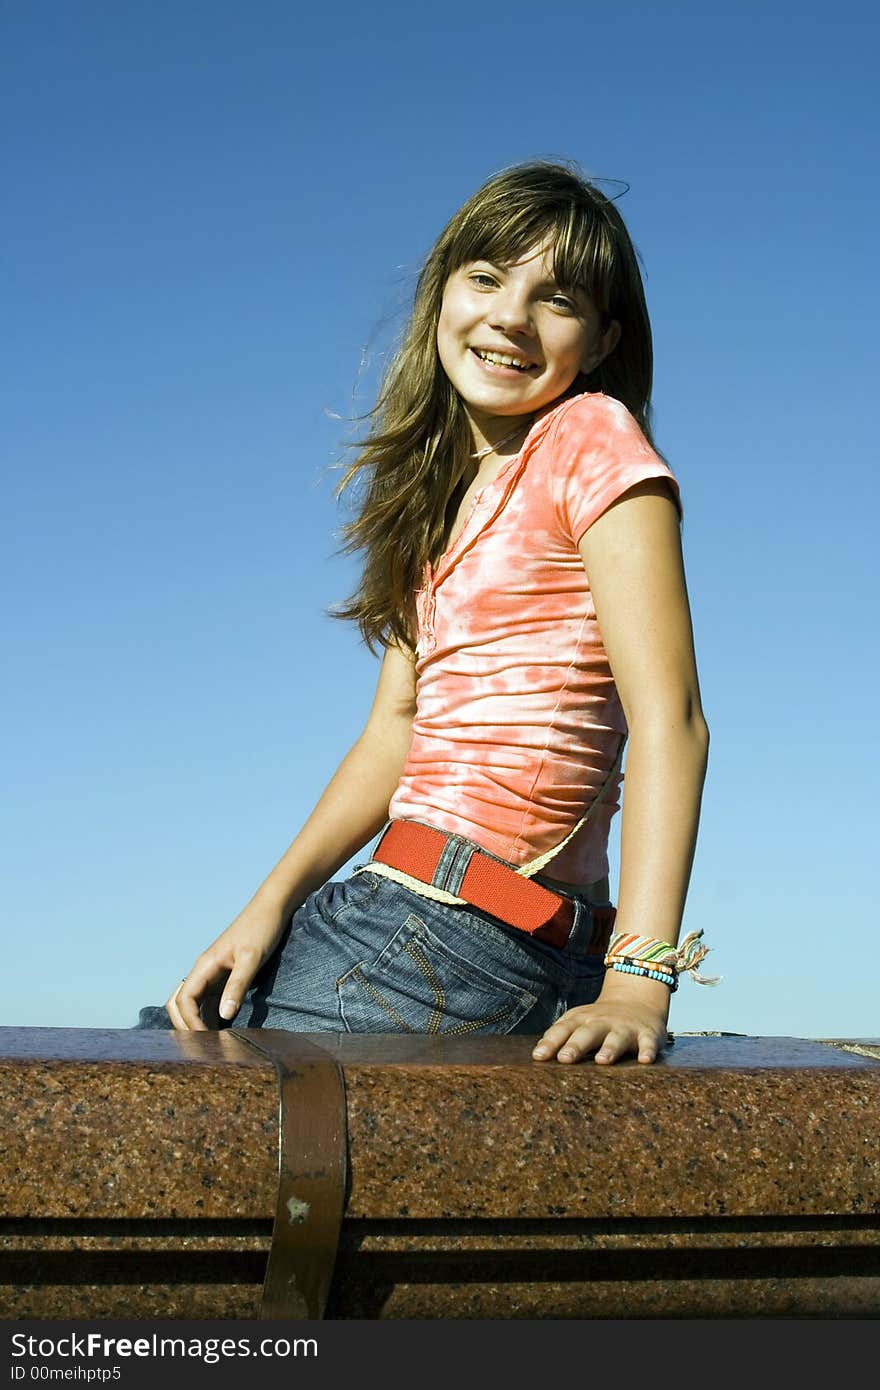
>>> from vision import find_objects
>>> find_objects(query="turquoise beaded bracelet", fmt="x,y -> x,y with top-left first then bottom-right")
608,960 -> 678,991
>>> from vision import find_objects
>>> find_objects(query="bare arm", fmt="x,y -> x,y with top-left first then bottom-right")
166,642 -> 417,1029
533,479 -> 709,1064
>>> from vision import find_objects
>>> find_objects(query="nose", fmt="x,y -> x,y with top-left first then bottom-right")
489,286 -> 534,337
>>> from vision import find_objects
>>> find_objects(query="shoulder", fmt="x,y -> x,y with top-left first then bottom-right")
547,391 -> 653,455
539,391 -> 664,486
540,392 -> 682,540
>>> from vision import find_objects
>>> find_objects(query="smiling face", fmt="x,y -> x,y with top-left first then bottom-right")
436,240 -> 621,445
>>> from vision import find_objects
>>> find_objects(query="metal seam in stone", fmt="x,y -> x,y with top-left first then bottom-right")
229,1029 -> 347,1319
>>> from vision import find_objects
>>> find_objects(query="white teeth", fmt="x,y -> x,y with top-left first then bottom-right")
475,349 -> 532,371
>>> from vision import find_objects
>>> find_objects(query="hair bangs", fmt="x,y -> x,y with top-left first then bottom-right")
545,204 -> 618,315
445,196 -> 616,312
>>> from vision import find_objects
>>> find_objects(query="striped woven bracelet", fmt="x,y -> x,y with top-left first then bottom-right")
604,929 -> 721,987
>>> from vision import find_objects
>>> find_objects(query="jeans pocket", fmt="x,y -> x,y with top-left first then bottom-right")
336,912 -> 538,1036
322,870 -> 382,922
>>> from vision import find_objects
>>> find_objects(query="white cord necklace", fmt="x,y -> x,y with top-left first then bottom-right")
470,421 -> 531,461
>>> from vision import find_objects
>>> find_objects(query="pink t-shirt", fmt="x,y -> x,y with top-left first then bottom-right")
388,391 -> 681,884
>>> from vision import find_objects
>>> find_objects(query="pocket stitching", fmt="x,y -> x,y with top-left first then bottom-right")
403,938 -> 444,1033
404,914 -> 537,1009
329,871 -> 380,922
338,913 -> 538,1034
347,965 -> 416,1032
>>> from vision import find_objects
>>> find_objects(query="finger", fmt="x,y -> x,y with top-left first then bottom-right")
592,1027 -> 635,1065
164,988 -> 206,1032
216,947 -> 264,1023
532,1017 -> 608,1063
161,998 -> 180,1029
167,973 -> 210,1031
532,1023 -> 579,1061
636,1026 -> 667,1064
162,989 -> 194,1032
597,1024 -> 666,1066
531,1013 -> 591,1059
217,968 -> 254,1023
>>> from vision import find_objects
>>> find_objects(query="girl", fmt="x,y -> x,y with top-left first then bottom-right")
137,161 -> 711,1064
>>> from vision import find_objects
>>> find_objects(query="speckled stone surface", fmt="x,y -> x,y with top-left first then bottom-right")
0,1029 -> 278,1220
333,1035 -> 880,1221
2,1028 -> 879,1318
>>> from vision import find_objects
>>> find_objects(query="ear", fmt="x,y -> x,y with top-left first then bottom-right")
580,319 -> 622,374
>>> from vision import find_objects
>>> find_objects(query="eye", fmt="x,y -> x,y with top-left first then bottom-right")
468,271 -> 498,288
548,292 -> 577,313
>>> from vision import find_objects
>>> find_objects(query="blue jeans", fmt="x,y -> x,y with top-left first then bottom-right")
134,868 -> 608,1035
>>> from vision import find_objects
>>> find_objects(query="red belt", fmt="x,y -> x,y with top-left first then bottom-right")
371,820 -> 615,955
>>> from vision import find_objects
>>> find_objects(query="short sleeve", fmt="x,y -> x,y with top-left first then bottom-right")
547,393 -> 682,544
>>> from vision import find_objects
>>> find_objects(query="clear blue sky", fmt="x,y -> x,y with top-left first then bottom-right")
3,1 -> 877,1039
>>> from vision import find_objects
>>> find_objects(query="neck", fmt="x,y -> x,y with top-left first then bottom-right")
467,411 -> 534,462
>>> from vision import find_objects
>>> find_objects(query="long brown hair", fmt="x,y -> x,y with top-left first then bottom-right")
329,161 -> 655,654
